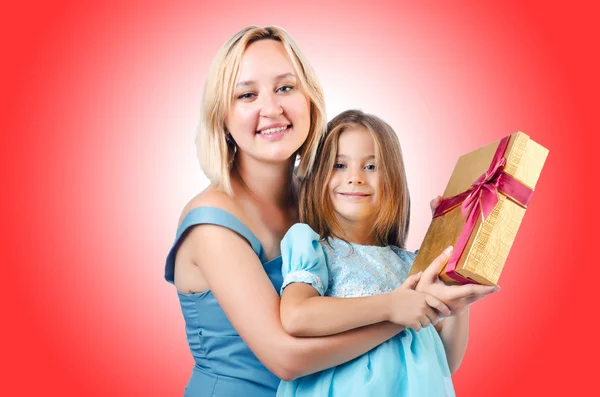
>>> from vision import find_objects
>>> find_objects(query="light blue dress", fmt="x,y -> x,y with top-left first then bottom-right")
165,207 -> 282,396
277,223 -> 455,397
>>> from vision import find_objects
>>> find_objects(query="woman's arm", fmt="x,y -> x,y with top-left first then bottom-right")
416,246 -> 498,374
421,197 -> 497,373
434,309 -> 469,374
183,223 -> 411,381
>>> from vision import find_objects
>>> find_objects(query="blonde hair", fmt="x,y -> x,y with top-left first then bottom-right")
196,26 -> 326,194
300,110 -> 411,248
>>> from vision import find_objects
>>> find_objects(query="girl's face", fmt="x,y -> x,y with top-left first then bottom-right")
225,39 -> 311,165
327,127 -> 382,230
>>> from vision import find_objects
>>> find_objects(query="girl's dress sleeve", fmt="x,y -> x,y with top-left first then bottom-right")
280,223 -> 329,296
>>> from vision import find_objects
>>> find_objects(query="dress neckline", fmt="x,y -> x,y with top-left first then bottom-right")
326,237 -> 392,251
183,207 -> 284,265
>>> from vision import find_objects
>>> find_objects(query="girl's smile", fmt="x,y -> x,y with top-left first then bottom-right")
328,126 -> 381,229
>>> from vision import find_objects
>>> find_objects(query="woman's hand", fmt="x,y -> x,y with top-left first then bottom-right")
420,195 -> 499,315
386,273 -> 452,331
415,247 -> 499,316
430,195 -> 443,216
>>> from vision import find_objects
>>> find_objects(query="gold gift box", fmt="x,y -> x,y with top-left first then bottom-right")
408,132 -> 549,286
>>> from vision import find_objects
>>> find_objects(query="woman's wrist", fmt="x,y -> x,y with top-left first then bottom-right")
382,292 -> 395,323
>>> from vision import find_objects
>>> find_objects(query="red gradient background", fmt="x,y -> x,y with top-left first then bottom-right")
1,1 -> 597,395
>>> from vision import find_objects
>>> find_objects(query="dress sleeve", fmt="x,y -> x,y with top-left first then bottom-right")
280,223 -> 329,296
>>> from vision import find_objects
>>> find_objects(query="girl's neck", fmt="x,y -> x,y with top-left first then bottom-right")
231,153 -> 297,211
333,218 -> 379,246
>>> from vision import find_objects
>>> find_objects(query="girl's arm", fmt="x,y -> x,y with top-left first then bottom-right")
182,222 -> 409,381
281,283 -> 391,337
279,223 -> 450,337
280,274 -> 449,337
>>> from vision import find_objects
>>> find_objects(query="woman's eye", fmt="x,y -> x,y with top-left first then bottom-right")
333,163 -> 346,169
236,92 -> 255,100
364,164 -> 376,171
277,85 -> 294,93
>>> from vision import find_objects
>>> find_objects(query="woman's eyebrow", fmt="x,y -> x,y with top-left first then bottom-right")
236,80 -> 255,88
273,72 -> 297,81
236,73 -> 297,88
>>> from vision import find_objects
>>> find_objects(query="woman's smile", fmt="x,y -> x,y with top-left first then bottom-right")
257,123 -> 292,141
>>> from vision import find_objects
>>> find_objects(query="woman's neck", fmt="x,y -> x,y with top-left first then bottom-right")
232,153 -> 297,211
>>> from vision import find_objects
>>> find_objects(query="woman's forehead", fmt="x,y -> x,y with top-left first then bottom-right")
237,40 -> 296,82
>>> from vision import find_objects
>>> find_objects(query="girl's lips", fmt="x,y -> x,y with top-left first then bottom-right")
338,193 -> 372,198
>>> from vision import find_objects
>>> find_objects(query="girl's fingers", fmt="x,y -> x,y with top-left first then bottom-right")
423,246 -> 453,282
425,306 -> 440,326
419,315 -> 431,329
401,272 -> 422,289
425,294 -> 451,317
410,321 -> 422,332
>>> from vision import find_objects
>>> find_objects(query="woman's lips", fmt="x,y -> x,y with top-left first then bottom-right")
256,125 -> 291,141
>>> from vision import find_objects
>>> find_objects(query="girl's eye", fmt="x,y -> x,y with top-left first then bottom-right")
364,164 -> 376,171
236,92 -> 255,100
333,163 -> 346,169
277,85 -> 294,93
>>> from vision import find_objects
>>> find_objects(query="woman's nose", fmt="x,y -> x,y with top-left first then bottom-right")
259,92 -> 283,117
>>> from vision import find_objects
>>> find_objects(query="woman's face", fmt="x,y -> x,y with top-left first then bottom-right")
226,39 -> 311,165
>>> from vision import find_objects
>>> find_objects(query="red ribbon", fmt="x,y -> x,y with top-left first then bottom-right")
432,136 -> 534,284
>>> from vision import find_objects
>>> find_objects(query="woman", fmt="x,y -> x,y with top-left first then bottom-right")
165,26 -> 495,396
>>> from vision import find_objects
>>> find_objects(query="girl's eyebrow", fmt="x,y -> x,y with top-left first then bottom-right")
236,73 -> 297,88
335,154 -> 376,160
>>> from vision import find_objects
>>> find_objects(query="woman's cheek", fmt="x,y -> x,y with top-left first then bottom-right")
230,105 -> 259,133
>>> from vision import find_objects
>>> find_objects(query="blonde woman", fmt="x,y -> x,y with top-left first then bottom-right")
165,26 -> 408,397
165,27 -> 494,397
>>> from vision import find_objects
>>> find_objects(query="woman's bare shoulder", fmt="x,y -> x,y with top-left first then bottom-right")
177,185 -> 245,228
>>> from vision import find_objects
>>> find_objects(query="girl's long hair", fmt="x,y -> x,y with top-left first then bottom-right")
300,109 -> 411,248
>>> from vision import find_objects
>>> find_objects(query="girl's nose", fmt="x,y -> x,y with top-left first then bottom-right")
347,171 -> 364,185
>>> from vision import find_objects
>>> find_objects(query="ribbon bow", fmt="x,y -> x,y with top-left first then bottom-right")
432,135 -> 534,284
461,157 -> 506,222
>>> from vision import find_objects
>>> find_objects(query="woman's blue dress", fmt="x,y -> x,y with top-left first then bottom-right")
165,207 -> 282,396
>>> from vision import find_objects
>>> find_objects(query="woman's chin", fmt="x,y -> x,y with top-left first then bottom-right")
259,143 -> 304,164
262,150 -> 299,164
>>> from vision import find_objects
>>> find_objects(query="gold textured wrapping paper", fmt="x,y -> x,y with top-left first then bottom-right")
408,132 -> 549,285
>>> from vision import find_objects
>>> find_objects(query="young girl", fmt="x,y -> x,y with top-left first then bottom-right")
278,110 -> 458,396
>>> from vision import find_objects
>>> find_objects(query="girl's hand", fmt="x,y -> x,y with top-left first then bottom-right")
386,275 -> 452,331
415,247 -> 499,316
